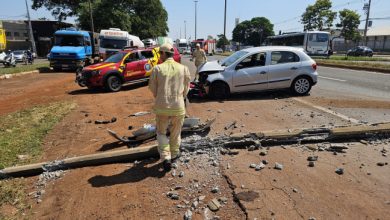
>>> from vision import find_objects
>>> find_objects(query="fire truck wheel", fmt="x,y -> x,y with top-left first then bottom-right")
105,75 -> 122,92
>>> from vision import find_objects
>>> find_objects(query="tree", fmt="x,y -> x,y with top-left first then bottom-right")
301,0 -> 336,31
232,17 -> 274,46
337,9 -> 361,42
32,0 -> 168,39
216,34 -> 229,49
207,35 -> 214,40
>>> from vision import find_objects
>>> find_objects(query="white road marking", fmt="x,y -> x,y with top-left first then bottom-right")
318,76 -> 347,82
292,98 -> 361,124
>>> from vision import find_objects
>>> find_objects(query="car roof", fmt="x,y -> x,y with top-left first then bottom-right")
241,46 -> 305,53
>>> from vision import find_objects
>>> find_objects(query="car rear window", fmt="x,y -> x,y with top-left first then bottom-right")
271,51 -> 300,65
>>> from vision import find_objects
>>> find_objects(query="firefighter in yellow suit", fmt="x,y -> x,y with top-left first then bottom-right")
192,43 -> 207,80
148,43 -> 191,171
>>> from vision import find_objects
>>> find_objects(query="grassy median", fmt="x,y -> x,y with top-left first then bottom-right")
0,62 -> 50,75
0,101 -> 76,218
315,59 -> 390,73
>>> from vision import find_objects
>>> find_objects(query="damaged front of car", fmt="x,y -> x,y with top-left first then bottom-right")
198,50 -> 249,99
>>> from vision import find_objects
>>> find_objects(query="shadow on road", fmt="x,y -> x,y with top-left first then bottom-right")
188,89 -> 300,103
98,141 -> 127,151
88,158 -> 165,187
68,81 -> 148,95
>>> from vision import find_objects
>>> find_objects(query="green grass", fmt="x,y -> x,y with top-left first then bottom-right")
315,59 -> 390,72
320,55 -> 390,62
0,101 -> 76,219
0,62 -> 50,75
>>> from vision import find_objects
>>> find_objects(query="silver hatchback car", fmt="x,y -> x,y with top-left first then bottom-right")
198,46 -> 318,99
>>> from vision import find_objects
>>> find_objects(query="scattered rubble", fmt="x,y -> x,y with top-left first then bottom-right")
335,168 -> 344,175
207,198 -> 222,212
129,111 -> 151,117
184,209 -> 192,220
274,163 -> 283,170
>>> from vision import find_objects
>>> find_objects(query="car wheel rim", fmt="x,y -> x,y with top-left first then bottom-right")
111,78 -> 120,89
295,78 -> 310,94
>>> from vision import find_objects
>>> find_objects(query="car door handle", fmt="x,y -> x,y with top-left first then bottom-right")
259,71 -> 267,74
290,67 -> 298,70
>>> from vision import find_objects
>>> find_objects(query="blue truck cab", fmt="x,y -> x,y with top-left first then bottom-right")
49,28 -> 99,71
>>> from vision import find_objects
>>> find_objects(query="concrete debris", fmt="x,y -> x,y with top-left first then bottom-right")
211,186 -> 220,193
95,117 -> 117,124
274,163 -> 283,170
248,145 -> 257,151
224,121 -> 237,130
262,160 -> 269,165
307,156 -> 318,161
249,164 -> 257,169
293,188 -> 298,193
308,161 -> 315,167
129,111 -> 150,117
218,197 -> 228,204
227,149 -> 239,155
377,162 -> 387,166
167,191 -> 180,200
42,160 -> 66,172
184,209 -> 193,220
335,168 -> 344,175
198,195 -> 206,201
217,110 -> 223,113
207,198 -> 222,212
255,163 -> 266,171
179,171 -> 185,177
259,150 -> 268,156
191,200 -> 199,209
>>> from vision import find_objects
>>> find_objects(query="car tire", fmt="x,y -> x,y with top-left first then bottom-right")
105,75 -> 122,92
53,67 -> 62,72
209,81 -> 230,99
291,76 -> 312,96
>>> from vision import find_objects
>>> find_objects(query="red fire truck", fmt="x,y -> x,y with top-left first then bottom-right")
190,39 -> 216,55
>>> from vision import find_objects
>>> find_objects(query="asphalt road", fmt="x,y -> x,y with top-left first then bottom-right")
182,54 -> 390,124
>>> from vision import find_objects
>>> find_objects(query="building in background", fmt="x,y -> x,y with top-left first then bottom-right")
1,20 -> 72,57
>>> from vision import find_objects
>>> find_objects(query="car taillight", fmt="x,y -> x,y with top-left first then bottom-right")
312,63 -> 317,70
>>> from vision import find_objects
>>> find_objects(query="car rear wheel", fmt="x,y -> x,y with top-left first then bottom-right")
53,67 -> 62,72
291,77 -> 312,95
105,75 -> 122,92
209,81 -> 230,99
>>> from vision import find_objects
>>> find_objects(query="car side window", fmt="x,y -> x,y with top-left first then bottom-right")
237,52 -> 266,69
125,53 -> 139,63
271,51 -> 299,65
140,51 -> 154,59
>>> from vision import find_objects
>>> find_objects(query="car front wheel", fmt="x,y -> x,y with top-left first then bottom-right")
291,77 -> 312,95
105,75 -> 122,92
209,81 -> 230,99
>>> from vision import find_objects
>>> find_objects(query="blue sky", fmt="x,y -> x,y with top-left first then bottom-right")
1,0 -> 389,40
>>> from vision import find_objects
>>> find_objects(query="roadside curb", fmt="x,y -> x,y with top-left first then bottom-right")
316,61 -> 390,74
0,70 -> 39,80
1,123 -> 389,179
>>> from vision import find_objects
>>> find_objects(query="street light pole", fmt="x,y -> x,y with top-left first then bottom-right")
363,0 -> 371,45
89,0 -> 95,33
224,0 -> 227,38
184,20 -> 187,40
25,0 -> 36,55
194,0 -> 198,40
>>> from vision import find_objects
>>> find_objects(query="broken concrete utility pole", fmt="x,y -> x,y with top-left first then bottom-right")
1,122 -> 389,179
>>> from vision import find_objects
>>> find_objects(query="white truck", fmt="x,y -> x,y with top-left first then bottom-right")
99,28 -> 144,59
142,38 -> 157,48
176,39 -> 188,54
